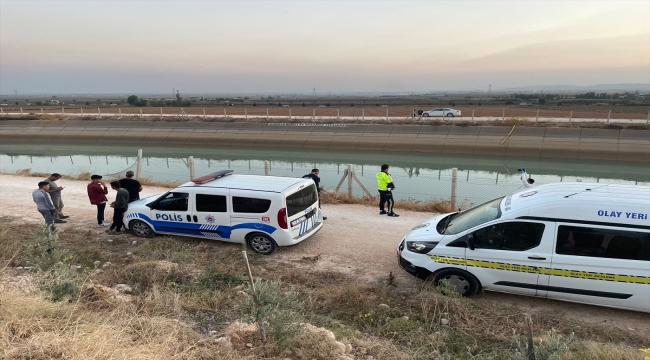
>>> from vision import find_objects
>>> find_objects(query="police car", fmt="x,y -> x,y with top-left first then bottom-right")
124,170 -> 324,255
397,183 -> 650,312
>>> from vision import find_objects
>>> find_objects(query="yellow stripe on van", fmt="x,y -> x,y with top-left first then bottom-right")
428,255 -> 650,284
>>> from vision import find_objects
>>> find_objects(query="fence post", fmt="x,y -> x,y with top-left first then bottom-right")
362,108 -> 365,120
0,107 -> 3,115
313,108 -> 315,120
136,149 -> 143,180
267,108 -> 269,121
337,108 -> 340,120
264,160 -> 270,176
224,107 -> 227,117
245,107 -> 248,120
607,110 -> 611,123
188,156 -> 195,179
160,107 -> 163,119
347,164 -> 354,196
98,108 -> 101,118
386,108 -> 388,121
41,108 -> 44,115
62,107 -> 64,115
202,108 -> 206,119
502,109 -> 505,121
451,167 -> 458,210
20,107 -> 24,116
647,110 -> 650,124
119,108 -> 122,116
140,108 -> 143,117
472,109 -> 474,121
569,110 -> 573,122
289,108 -> 291,120
536,109 -> 539,123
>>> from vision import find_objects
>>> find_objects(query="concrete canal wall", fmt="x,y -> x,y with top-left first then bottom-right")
1,120 -> 648,162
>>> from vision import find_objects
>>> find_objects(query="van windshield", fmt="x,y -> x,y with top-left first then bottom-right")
443,197 -> 503,235
286,184 -> 318,217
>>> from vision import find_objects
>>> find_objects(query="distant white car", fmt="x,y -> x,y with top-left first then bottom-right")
318,105 -> 326,108
422,108 -> 461,117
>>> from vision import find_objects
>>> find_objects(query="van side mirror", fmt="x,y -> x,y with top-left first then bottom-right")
466,234 -> 475,250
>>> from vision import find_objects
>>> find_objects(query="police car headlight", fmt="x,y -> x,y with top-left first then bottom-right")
411,223 -> 430,230
406,241 -> 438,254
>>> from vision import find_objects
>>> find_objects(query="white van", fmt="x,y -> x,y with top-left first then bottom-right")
124,170 -> 324,255
397,183 -> 650,312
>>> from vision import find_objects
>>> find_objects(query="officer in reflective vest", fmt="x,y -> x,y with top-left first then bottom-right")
376,164 -> 399,217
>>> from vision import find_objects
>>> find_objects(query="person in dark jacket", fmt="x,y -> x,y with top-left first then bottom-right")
107,181 -> 130,234
87,175 -> 110,227
302,168 -> 327,220
119,170 -> 142,202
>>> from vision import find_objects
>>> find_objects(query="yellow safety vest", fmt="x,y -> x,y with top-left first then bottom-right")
376,171 -> 393,191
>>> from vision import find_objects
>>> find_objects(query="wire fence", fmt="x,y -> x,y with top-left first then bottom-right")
99,151 -> 649,208
2,105 -> 650,122
3,151 -> 648,208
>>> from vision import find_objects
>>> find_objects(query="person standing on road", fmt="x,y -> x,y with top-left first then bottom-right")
302,168 -> 327,221
43,173 -> 68,223
107,181 -> 130,235
119,170 -> 142,203
518,168 -> 535,191
376,164 -> 399,217
33,181 -> 63,231
87,175 -> 110,227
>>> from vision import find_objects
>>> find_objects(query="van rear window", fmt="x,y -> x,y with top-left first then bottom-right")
556,226 -> 650,261
286,184 -> 317,217
233,197 -> 271,213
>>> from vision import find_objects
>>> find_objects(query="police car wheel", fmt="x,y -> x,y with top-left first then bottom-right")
433,269 -> 479,297
130,220 -> 154,238
247,233 -> 277,255
422,113 -> 429,117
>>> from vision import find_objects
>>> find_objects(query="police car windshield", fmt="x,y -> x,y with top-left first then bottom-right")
443,197 -> 503,235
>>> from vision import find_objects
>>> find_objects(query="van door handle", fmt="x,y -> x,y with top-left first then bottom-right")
193,215 -> 198,223
528,256 -> 546,260
186,215 -> 191,222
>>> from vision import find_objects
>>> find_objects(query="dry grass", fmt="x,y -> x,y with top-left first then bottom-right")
10,168 -> 92,181
320,190 -> 467,212
1,221 -> 648,360
0,288 -> 245,360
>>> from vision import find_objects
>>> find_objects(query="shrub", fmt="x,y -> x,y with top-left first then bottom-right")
512,328 -> 573,360
241,279 -> 304,354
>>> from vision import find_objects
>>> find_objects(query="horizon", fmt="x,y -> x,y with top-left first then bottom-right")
1,0 -> 649,94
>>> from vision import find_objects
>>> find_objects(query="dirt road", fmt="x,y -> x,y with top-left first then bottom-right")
2,174 -> 649,339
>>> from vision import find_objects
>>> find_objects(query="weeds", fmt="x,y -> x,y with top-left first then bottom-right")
241,278 -> 304,354
513,328 -> 573,360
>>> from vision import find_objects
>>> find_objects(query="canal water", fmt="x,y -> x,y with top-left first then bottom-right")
1,141 -> 648,206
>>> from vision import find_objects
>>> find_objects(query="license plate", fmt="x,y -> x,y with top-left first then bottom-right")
291,208 -> 315,227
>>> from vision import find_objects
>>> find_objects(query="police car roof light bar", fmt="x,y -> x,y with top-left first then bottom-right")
191,170 -> 234,184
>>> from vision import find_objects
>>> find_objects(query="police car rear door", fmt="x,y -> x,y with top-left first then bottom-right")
466,220 -> 553,297
286,182 -> 319,239
549,224 -> 650,312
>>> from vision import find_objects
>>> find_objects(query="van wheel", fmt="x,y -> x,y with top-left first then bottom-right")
247,233 -> 277,255
130,220 -> 154,238
433,269 -> 479,297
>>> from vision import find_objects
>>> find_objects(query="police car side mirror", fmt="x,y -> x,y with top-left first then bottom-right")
466,234 -> 475,250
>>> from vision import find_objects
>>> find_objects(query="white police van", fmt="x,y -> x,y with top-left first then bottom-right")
397,183 -> 650,312
124,170 -> 324,255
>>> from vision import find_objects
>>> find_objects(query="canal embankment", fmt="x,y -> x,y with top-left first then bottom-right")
1,119 -> 648,162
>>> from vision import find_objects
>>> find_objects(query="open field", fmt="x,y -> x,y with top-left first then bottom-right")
3,105 -> 650,121
1,173 -> 649,359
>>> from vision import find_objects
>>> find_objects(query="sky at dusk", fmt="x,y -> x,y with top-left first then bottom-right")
1,0 -> 649,94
